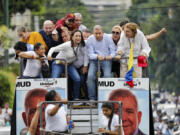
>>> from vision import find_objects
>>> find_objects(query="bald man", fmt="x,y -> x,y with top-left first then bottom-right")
39,20 -> 62,53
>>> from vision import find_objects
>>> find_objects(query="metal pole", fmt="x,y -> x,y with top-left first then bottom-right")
90,104 -> 93,134
4,0 -> 9,66
98,60 -> 100,78
19,58 -> 24,78
40,102 -> 43,135
69,101 -> 72,134
5,0 -> 9,27
118,101 -> 123,135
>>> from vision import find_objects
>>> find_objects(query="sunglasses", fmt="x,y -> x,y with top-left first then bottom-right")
112,31 -> 120,35
68,19 -> 74,23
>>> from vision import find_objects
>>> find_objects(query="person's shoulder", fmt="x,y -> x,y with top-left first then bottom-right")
62,41 -> 72,47
103,33 -> 110,38
86,35 -> 95,42
31,32 -> 42,37
8,108 -> 12,112
136,29 -> 144,36
39,29 -> 44,34
2,108 -> 6,113
79,24 -> 87,31
107,33 -> 112,38
113,114 -> 119,120
46,104 -> 55,110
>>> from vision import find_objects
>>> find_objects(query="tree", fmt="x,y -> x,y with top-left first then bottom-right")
127,0 -> 180,93
0,72 -> 11,107
0,0 -> 46,25
0,25 -> 13,49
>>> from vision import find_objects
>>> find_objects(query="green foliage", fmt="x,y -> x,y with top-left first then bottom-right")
99,7 -> 126,33
2,63 -> 20,76
0,71 -> 14,108
0,0 -> 46,25
0,25 -> 13,49
127,0 -> 180,93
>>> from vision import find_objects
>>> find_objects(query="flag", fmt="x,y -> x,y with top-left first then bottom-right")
125,41 -> 134,88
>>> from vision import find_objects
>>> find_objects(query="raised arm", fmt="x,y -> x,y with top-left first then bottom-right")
29,103 -> 40,135
47,41 -> 71,57
146,28 -> 167,41
18,51 -> 38,59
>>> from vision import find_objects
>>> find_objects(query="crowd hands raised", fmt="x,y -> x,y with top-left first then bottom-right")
14,12 -> 167,102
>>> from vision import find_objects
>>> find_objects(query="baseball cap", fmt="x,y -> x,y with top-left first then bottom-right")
138,55 -> 148,67
65,13 -> 75,19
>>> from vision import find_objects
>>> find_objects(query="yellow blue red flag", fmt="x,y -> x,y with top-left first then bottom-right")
125,41 -> 134,87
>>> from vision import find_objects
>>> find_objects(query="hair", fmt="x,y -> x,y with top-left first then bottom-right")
102,102 -> 115,131
24,88 -> 48,112
119,20 -> 129,27
109,89 -> 138,109
14,41 -> 27,51
93,25 -> 103,32
43,20 -> 54,27
34,43 -> 42,51
74,13 -> 82,18
17,26 -> 31,32
82,28 -> 91,34
125,23 -> 137,35
112,25 -> 122,33
70,29 -> 85,47
45,90 -> 57,101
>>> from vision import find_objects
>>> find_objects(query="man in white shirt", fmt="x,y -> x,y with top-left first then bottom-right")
74,13 -> 87,32
45,90 -> 69,133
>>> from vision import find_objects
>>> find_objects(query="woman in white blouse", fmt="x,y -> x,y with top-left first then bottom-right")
48,30 -> 87,101
98,102 -> 120,135
117,23 -> 151,78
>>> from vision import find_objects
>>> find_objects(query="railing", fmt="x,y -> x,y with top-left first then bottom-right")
19,57 -> 149,78
39,100 -> 123,135
19,58 -> 68,78
97,57 -> 148,78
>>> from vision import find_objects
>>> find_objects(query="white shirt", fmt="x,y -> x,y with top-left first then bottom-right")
2,108 -> 12,122
78,24 -> 87,32
23,51 -> 48,77
0,113 -> 5,126
100,114 -> 119,132
117,29 -> 151,57
48,41 -> 76,64
45,104 -> 68,132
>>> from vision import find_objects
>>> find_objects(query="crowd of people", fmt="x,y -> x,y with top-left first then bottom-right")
12,12 -> 169,135
152,91 -> 180,135
14,12 -> 167,103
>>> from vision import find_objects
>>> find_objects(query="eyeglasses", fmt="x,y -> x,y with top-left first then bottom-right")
68,19 -> 74,23
112,31 -> 120,35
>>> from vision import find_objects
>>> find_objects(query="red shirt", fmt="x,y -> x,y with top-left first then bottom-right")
55,18 -> 78,32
